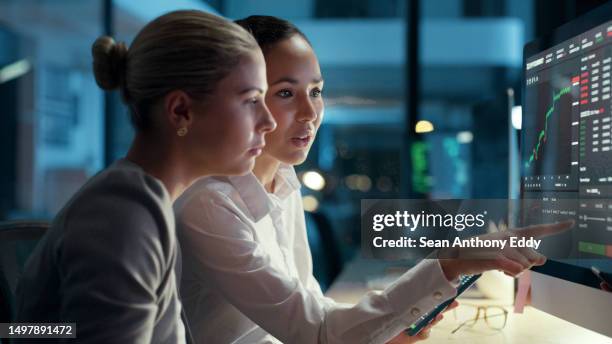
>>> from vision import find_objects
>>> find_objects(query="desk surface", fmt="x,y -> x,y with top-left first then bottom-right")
325,258 -> 612,344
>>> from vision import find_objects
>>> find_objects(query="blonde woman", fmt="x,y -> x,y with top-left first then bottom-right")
16,10 -> 275,343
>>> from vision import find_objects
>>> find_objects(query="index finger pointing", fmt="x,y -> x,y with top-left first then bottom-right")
514,220 -> 574,239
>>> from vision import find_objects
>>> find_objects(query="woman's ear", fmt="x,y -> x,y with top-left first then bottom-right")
164,90 -> 194,134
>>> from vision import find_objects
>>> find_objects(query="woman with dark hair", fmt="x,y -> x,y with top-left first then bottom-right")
15,10 -> 275,343
176,15 -> 570,344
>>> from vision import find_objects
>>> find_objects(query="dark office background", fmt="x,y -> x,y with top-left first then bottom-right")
0,0 -> 609,287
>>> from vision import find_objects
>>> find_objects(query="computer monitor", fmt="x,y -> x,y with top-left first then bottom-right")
521,1 -> 612,337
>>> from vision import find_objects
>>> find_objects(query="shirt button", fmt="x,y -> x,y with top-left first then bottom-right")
410,308 -> 420,316
433,291 -> 443,300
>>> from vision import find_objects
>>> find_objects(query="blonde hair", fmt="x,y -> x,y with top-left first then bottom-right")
92,10 -> 258,130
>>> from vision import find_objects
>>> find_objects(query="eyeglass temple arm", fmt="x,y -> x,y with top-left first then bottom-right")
451,312 -> 507,334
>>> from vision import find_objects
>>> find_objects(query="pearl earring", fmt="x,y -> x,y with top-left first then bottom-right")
177,127 -> 188,137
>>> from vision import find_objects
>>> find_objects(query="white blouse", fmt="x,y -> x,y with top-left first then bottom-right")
174,164 -> 456,344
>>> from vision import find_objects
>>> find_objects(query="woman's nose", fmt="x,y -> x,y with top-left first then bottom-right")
258,103 -> 277,133
298,96 -> 318,123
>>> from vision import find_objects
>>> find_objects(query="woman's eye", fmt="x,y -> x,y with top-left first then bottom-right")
248,97 -> 259,104
310,88 -> 322,97
277,89 -> 293,98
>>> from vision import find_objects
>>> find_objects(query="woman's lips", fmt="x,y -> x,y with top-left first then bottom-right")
291,135 -> 311,148
247,144 -> 264,156
247,148 -> 262,156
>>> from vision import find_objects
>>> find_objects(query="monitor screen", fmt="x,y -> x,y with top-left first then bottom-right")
521,4 -> 612,286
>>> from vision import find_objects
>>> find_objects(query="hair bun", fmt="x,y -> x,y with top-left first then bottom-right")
92,36 -> 128,90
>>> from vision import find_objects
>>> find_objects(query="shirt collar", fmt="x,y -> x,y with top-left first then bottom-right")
227,164 -> 301,222
274,164 -> 301,199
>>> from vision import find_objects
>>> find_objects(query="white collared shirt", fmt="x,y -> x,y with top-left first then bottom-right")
174,164 -> 457,344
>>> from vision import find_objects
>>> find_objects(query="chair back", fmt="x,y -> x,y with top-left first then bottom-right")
0,221 -> 49,324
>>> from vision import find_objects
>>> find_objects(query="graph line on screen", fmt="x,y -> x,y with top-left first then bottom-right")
525,85 -> 573,168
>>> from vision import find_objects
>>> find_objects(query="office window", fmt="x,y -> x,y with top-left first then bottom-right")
0,1 -> 104,218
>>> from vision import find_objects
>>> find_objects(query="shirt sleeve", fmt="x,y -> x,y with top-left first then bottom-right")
57,185 -> 171,343
178,193 -> 457,344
